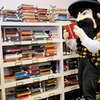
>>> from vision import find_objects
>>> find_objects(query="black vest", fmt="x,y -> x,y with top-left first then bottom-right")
76,32 -> 100,68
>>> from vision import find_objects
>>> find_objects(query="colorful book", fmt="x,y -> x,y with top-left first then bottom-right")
63,22 -> 78,39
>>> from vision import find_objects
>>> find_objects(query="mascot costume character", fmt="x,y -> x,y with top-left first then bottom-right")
64,0 -> 100,100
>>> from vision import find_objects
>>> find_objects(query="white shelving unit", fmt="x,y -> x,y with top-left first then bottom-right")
0,21 -> 81,100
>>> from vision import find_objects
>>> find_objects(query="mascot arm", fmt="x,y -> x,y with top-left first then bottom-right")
67,39 -> 77,50
63,29 -> 77,50
73,25 -> 100,53
82,36 -> 100,53
73,25 -> 86,41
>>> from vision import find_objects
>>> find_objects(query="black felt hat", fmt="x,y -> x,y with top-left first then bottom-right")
68,0 -> 100,18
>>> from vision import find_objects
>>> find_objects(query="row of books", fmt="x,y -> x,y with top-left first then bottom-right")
3,44 -> 57,62
4,61 -> 60,83
63,58 -> 79,71
2,28 -> 59,42
6,78 -> 58,100
1,4 -> 70,22
1,4 -> 50,22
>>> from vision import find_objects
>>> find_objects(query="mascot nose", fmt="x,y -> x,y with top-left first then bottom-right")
76,12 -> 81,22
76,16 -> 80,22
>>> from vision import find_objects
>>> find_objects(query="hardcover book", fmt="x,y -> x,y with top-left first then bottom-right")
63,22 -> 78,39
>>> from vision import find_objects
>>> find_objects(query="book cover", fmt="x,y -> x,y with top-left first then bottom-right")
64,22 -> 78,39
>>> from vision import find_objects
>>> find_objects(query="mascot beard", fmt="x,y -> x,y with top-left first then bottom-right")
77,18 -> 99,39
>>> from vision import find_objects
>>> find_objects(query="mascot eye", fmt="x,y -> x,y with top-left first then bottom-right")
82,12 -> 88,15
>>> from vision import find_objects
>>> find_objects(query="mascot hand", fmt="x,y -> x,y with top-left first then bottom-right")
97,13 -> 100,19
73,25 -> 86,41
63,29 -> 70,44
63,29 -> 69,39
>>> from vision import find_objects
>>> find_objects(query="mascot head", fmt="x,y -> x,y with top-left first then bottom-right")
68,0 -> 100,39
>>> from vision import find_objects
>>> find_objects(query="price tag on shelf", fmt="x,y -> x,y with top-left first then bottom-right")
49,93 -> 55,97
71,86 -> 76,91
14,41 -> 21,45
47,58 -> 53,61
33,78 -> 40,82
70,71 -> 76,75
16,81 -> 23,86
15,61 -> 22,66
48,75 -> 54,79
34,96 -> 41,100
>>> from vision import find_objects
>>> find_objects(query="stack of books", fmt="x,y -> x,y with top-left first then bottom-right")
37,8 -> 49,22
39,63 -> 52,75
19,30 -> 34,41
56,8 -> 68,21
6,88 -> 16,100
63,58 -> 79,71
28,65 -> 40,77
3,9 -> 22,22
3,46 -> 21,62
45,78 -> 58,91
31,81 -> 42,95
50,30 -> 59,40
3,28 -> 20,42
64,74 -> 78,87
33,30 -> 48,41
15,85 -> 31,99
20,45 -> 34,60
45,43 -> 57,57
32,44 -> 45,58
17,4 -> 38,22
8,66 -> 29,80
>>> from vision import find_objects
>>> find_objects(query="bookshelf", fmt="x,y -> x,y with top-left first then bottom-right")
0,21 -> 81,100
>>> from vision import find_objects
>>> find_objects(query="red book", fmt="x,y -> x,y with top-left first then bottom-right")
64,22 -> 78,39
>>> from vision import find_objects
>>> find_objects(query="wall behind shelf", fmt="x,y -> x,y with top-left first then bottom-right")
0,0 -> 77,10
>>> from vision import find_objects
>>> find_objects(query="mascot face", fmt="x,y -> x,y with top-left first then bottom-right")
77,8 -> 96,28
76,8 -> 98,38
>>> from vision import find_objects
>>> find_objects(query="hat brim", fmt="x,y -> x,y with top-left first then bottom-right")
68,1 -> 100,18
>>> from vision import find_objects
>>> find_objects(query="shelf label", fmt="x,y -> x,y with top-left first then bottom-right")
32,59 -> 39,63
47,39 -> 53,43
15,61 -> 22,66
47,58 -> 53,61
49,93 -> 55,97
70,71 -> 76,74
31,40 -> 38,44
34,96 -> 41,100
16,81 -> 23,86
14,41 -> 21,45
48,75 -> 54,79
33,78 -> 40,82
71,86 -> 76,90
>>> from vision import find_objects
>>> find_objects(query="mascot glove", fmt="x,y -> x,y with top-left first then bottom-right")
97,13 -> 100,19
63,29 -> 76,50
63,29 -> 69,39
73,25 -> 87,41
63,29 -> 70,44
